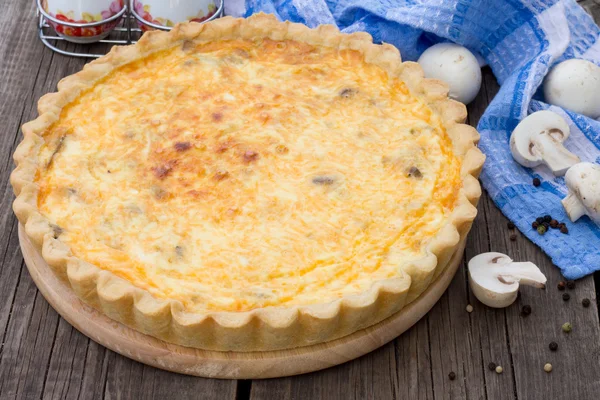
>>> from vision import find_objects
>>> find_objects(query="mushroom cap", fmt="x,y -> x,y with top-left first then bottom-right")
509,110 -> 570,165
543,59 -> 600,119
417,43 -> 482,104
564,162 -> 600,212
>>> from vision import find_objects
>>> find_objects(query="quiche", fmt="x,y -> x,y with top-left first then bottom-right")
12,14 -> 484,351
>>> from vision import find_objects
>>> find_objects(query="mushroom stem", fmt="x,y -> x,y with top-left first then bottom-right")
562,192 -> 586,222
535,135 -> 580,176
497,262 -> 547,288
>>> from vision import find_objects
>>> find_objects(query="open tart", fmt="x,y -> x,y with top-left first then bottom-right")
12,13 -> 484,351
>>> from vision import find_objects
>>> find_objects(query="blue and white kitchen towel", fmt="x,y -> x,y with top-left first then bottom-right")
226,0 -> 600,279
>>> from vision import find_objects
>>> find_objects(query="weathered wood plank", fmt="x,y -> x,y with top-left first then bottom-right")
0,220 -> 24,356
480,192 -> 600,399
41,318 -> 95,400
0,0 -> 42,176
0,0 -> 63,364
0,3 -> 52,348
0,2 -> 62,399
0,15 -> 107,400
426,258 -> 490,400
101,347 -> 238,400
77,341 -> 110,400
251,343 -> 397,400
469,65 -> 600,400
462,209 -> 518,400
393,320 -> 434,400
580,0 -> 600,23
0,278 -> 60,399
424,67 -> 512,400
462,68 -> 518,400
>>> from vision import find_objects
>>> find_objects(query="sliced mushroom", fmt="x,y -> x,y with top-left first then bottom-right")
275,144 -> 289,154
468,252 -> 547,308
213,169 -> 229,181
243,150 -> 259,163
510,110 -> 580,176
150,185 -> 170,201
47,135 -> 65,168
406,166 -> 422,179
175,245 -> 185,259
312,175 -> 336,185
339,88 -> 358,98
181,40 -> 195,52
561,162 -> 600,226
174,142 -> 192,152
50,223 -> 63,239
152,161 -> 177,179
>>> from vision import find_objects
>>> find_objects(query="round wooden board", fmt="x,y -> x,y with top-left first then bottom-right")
19,224 -> 465,379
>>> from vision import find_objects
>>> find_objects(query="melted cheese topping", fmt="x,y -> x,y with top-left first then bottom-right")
37,39 -> 461,312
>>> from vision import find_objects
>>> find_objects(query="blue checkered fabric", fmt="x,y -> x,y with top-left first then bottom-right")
227,0 -> 600,279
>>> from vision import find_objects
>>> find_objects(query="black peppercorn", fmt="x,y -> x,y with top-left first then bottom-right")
550,219 -> 559,229
582,298 -> 591,308
521,305 -> 532,317
543,215 -> 552,223
562,293 -> 570,301
549,342 -> 558,351
536,217 -> 544,224
542,222 -> 550,229
488,362 -> 497,371
532,221 -> 539,229
560,226 -> 569,234
566,280 -> 575,290
533,177 -> 541,187
448,371 -> 456,380
557,281 -> 566,291
507,221 -> 515,229
510,233 -> 517,241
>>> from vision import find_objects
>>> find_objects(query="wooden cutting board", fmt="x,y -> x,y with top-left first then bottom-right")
18,224 -> 465,379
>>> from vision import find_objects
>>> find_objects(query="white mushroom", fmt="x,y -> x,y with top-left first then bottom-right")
543,59 -> 600,119
510,110 -> 580,176
468,252 -> 547,308
417,43 -> 482,104
561,162 -> 600,226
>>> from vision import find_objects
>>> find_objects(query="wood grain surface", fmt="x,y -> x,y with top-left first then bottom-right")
1,0 -> 600,399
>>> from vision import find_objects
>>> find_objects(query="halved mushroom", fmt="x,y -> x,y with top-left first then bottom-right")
468,252 -> 547,308
510,110 -> 580,176
561,162 -> 600,226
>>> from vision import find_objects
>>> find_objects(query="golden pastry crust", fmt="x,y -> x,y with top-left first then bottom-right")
11,13 -> 485,351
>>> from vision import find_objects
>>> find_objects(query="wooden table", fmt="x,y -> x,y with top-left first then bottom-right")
2,1 -> 600,399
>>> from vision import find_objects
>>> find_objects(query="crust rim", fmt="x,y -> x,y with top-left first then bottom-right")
11,13 -> 485,351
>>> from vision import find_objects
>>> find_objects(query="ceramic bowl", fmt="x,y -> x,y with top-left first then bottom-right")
42,0 -> 126,44
132,0 -> 219,31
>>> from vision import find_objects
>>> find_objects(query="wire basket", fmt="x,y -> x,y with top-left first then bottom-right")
36,0 -> 225,58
